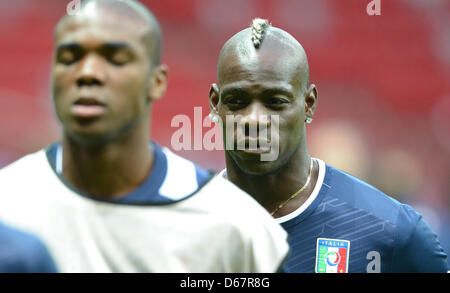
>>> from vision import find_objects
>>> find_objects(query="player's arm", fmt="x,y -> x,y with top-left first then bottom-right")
390,206 -> 448,273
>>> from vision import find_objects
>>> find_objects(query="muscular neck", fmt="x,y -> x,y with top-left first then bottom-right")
61,120 -> 153,199
226,138 -> 318,218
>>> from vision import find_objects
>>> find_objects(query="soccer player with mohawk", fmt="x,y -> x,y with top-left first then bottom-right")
209,18 -> 448,273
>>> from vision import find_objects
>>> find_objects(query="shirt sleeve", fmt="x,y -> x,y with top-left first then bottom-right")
0,225 -> 58,273
390,205 -> 448,273
28,240 -> 59,273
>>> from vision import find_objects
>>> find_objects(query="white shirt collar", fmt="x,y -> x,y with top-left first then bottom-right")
219,158 -> 326,223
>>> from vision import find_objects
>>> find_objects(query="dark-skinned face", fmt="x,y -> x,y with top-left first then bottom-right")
52,10 -> 158,144
210,34 -> 316,175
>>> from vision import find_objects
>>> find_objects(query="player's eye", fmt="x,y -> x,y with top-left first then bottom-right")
225,97 -> 247,105
57,49 -> 80,65
228,97 -> 244,104
266,97 -> 289,108
224,96 -> 249,109
107,50 -> 132,66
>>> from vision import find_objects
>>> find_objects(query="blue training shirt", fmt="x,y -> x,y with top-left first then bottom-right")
0,222 -> 58,273
276,159 -> 448,273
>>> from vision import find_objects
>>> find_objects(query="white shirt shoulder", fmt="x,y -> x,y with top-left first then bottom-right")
0,149 -> 289,273
166,175 -> 290,272
158,147 -> 199,200
0,149 -> 47,181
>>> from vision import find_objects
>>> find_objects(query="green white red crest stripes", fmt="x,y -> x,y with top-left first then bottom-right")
315,238 -> 350,273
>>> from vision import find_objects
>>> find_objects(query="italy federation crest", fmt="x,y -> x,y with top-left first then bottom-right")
315,238 -> 350,273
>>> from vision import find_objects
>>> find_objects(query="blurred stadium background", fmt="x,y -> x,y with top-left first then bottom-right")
0,0 -> 448,261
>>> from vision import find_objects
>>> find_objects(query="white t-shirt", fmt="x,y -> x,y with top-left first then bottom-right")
0,145 -> 289,273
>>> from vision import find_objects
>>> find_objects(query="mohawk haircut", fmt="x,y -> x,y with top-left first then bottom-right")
251,18 -> 271,48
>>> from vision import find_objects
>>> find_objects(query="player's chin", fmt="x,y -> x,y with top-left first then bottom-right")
64,120 -> 115,145
69,116 -> 106,131
230,151 -> 281,176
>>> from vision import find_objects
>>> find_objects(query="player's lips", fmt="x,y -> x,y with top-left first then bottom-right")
235,137 -> 271,153
71,97 -> 107,118
233,148 -> 271,162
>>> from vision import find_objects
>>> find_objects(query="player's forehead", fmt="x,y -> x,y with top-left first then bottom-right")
218,27 -> 307,91
218,50 -> 302,93
54,5 -> 149,48
220,65 -> 294,93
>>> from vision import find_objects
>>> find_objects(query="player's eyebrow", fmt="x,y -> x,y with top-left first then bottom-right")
261,87 -> 294,100
221,87 -> 294,100
56,42 -> 134,52
100,42 -> 134,52
56,42 -> 81,52
220,88 -> 248,99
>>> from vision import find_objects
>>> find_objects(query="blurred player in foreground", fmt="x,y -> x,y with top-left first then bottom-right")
0,222 -> 57,273
208,18 -> 448,273
0,2 -> 289,272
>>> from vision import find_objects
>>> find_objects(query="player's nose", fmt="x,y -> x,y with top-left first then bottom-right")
75,54 -> 106,87
241,103 -> 270,136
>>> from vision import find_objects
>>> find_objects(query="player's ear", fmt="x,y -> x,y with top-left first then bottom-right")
304,84 -> 318,119
209,83 -> 220,116
148,64 -> 168,102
